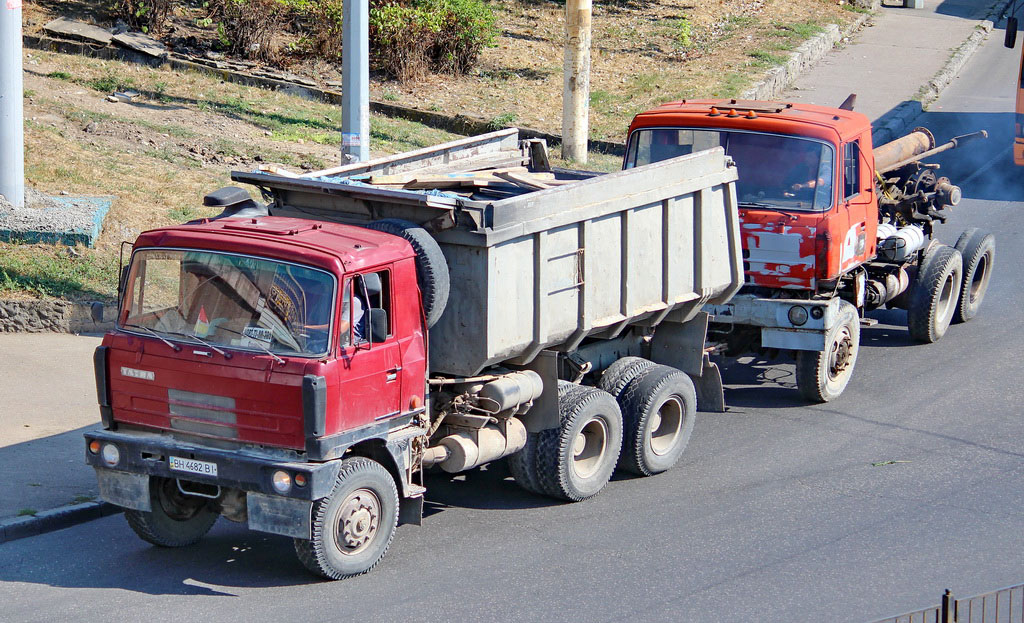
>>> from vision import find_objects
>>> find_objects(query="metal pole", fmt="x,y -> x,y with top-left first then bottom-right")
341,0 -> 369,163
0,0 -> 24,208
561,0 -> 591,164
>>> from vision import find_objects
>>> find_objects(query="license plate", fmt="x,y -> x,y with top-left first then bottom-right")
169,456 -> 218,477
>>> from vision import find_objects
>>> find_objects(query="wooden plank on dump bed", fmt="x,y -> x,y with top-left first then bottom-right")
300,128 -> 522,179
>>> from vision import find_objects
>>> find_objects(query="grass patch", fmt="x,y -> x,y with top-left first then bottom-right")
711,72 -> 750,98
72,495 -> 96,504
0,243 -> 119,300
83,71 -> 136,94
17,508 -> 38,516
487,112 -> 519,130
748,50 -> 789,67
772,20 -> 823,39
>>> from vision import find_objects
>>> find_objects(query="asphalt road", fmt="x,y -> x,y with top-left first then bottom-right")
3,33 -> 1023,623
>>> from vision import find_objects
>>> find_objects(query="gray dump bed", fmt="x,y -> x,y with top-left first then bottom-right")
233,129 -> 743,376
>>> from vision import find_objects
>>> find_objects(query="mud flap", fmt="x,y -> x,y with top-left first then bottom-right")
95,468 -> 151,511
248,492 -> 313,539
689,354 -> 725,413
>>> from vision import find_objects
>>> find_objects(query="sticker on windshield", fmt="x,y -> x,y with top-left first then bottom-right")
241,325 -> 273,348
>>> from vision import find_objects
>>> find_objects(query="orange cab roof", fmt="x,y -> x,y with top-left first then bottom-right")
629,99 -> 872,143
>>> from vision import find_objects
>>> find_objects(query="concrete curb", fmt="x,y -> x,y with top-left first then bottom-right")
741,6 -> 878,101
872,0 -> 1015,145
0,501 -> 122,544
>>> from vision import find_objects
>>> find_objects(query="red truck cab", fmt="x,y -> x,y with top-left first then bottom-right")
87,216 -> 428,551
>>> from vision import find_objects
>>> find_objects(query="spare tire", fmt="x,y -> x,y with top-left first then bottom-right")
366,219 -> 450,328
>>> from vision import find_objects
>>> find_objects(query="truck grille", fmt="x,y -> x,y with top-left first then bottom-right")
167,389 -> 238,439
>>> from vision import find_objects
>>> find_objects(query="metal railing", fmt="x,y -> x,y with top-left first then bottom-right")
874,584 -> 1024,623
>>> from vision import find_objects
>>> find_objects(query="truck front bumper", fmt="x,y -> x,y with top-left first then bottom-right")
704,295 -> 842,351
85,430 -> 340,539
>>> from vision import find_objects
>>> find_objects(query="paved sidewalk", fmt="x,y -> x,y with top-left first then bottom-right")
784,0 -> 1002,122
0,0 -> 1009,541
0,333 -> 102,521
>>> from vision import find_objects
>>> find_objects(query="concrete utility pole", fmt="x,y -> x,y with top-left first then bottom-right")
1,0 -> 25,207
341,0 -> 369,163
562,0 -> 592,164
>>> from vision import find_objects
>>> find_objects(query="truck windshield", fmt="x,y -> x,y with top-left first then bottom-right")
625,128 -> 835,212
120,249 -> 335,357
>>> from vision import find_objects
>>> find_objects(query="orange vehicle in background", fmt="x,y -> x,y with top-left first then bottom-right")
625,99 -> 994,403
1004,15 -> 1024,164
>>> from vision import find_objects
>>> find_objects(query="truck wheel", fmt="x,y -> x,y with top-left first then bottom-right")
366,218 -> 450,328
124,477 -> 218,547
795,301 -> 860,403
617,364 -> 697,476
535,382 -> 623,501
510,379 -> 579,496
598,356 -> 655,398
907,244 -> 963,343
294,457 -> 399,580
508,432 -> 544,495
953,228 -> 995,323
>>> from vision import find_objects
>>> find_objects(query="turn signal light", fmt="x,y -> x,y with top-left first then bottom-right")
88,440 -> 101,454
294,473 -> 308,488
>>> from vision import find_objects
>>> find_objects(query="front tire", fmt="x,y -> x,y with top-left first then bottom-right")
294,457 -> 399,580
535,382 -> 623,501
796,300 -> 860,403
953,228 -> 995,323
907,244 -> 963,342
125,477 -> 219,547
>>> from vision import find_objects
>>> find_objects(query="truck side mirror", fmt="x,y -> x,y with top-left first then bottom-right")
1006,17 -> 1018,48
368,308 -> 388,344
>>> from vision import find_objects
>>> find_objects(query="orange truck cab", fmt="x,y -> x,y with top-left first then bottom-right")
626,99 -> 994,403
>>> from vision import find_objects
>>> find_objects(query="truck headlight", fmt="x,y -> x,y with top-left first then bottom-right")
788,306 -> 809,326
101,443 -> 121,467
272,470 -> 292,494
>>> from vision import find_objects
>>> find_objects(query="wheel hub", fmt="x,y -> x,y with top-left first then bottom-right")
572,417 -> 608,480
336,489 -> 381,554
827,327 -> 854,381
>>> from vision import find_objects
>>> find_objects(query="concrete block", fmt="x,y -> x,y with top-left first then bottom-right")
0,192 -> 113,248
111,32 -> 168,59
42,17 -> 113,46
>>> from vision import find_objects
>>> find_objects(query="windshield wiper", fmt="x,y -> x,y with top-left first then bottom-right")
123,323 -> 181,352
738,201 -> 798,221
187,332 -> 232,359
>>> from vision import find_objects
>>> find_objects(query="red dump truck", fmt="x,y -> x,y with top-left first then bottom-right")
86,131 -> 743,579
625,99 -> 994,403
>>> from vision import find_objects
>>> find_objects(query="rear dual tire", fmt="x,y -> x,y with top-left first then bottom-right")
953,228 -> 995,324
511,382 -> 623,501
907,244 -> 963,343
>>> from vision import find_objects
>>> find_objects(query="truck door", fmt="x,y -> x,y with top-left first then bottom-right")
836,137 -> 876,273
335,269 -> 403,430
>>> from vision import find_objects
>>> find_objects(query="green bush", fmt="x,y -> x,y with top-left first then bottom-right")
370,0 -> 497,81
111,0 -> 175,34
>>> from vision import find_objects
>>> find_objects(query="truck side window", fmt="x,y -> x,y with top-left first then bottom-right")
843,140 -> 860,200
350,270 -> 392,344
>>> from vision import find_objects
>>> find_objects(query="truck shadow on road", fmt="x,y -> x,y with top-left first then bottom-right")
0,517 -> 320,594
422,462 -> 563,516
